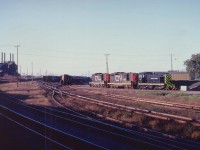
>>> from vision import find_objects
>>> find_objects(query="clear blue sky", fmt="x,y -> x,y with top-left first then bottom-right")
0,0 -> 200,76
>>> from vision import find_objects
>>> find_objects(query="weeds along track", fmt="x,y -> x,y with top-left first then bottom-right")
2,91 -> 171,150
2,86 -> 197,149
58,86 -> 200,126
66,86 -> 200,111
41,83 -> 200,126
39,83 -> 200,149
60,89 -> 200,126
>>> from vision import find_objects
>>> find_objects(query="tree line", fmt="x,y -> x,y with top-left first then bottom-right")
184,53 -> 200,80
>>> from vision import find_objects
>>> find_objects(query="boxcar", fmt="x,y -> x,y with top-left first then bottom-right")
43,75 -> 60,82
72,76 -> 91,84
61,74 -> 90,85
60,74 -> 73,85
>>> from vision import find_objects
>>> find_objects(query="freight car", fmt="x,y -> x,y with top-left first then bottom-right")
60,74 -> 72,85
72,75 -> 91,84
61,74 -> 90,85
43,75 -> 61,82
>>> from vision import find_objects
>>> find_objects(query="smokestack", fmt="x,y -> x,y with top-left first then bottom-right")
4,53 -> 6,63
10,53 -> 11,61
1,52 -> 3,63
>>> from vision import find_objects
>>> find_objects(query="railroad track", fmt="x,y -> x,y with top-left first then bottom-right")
40,83 -> 200,149
2,89 -> 194,149
0,94 -> 107,150
50,85 -> 200,126
66,86 -> 200,111
60,90 -> 200,126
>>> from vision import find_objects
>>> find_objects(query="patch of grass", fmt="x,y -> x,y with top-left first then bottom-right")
148,120 -> 160,130
191,131 -> 200,140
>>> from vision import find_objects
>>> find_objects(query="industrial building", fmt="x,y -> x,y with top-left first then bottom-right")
0,52 -> 17,76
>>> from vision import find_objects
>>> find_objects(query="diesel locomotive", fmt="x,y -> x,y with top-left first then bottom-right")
90,72 -> 174,90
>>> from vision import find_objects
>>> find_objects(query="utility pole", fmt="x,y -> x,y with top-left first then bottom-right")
20,65 -> 21,76
32,63 -> 33,82
171,53 -> 173,71
46,70 -> 47,82
15,45 -> 20,87
104,54 -> 110,73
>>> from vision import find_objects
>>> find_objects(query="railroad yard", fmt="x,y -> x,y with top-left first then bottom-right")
0,78 -> 200,150
2,1 -> 200,149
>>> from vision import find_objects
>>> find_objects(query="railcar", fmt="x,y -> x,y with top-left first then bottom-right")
72,76 -> 91,84
61,74 -> 90,85
43,75 -> 61,82
60,74 -> 73,85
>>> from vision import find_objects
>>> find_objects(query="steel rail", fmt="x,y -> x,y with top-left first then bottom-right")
61,86 -> 200,121
0,90 -> 193,150
67,86 -> 200,111
39,83 -> 200,149
0,93 -> 167,150
0,113 -> 71,150
0,104 -> 106,150
51,91 -> 176,149
53,90 -> 200,149
59,90 -> 200,126
2,89 -> 177,150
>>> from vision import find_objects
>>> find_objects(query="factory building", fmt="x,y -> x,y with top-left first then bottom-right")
0,52 -> 18,76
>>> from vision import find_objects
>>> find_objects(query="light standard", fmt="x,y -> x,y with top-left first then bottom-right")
32,62 -> 33,82
15,45 -> 20,87
104,54 -> 110,73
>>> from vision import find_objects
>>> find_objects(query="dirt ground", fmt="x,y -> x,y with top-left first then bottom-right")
0,81 -> 52,106
1,81 -> 200,140
60,85 -> 200,140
